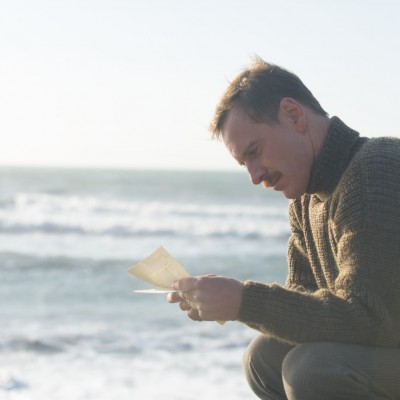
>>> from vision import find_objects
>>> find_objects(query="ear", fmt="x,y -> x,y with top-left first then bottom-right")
279,98 -> 307,132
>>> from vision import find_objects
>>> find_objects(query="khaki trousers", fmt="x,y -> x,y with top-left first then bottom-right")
243,334 -> 400,400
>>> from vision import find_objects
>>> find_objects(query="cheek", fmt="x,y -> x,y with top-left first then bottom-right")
295,163 -> 313,194
288,143 -> 313,174
284,158 -> 313,197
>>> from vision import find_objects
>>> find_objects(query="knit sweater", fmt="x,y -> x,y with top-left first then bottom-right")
238,117 -> 400,347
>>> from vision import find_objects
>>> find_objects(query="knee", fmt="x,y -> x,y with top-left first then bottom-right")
243,335 -> 293,400
243,334 -> 265,373
282,342 -> 345,399
242,335 -> 268,393
282,343 -> 314,388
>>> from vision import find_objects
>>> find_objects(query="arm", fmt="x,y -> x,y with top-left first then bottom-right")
238,227 -> 400,346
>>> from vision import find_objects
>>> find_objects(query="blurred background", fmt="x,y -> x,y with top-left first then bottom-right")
1,1 -> 399,399
1,0 -> 400,171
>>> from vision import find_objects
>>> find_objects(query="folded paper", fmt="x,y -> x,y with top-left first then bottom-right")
128,246 -> 190,290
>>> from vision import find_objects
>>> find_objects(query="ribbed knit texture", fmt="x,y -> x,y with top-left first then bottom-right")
238,117 -> 400,347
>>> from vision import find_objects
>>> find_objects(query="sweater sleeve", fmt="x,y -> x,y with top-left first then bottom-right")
238,141 -> 400,347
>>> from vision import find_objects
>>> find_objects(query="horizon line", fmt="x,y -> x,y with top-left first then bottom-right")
0,163 -> 242,173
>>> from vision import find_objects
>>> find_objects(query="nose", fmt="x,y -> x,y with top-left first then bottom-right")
246,162 -> 265,185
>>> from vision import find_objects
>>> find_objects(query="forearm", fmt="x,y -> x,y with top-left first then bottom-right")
238,281 -> 399,347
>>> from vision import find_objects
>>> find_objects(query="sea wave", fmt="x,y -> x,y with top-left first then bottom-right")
0,192 -> 287,217
0,192 -> 289,240
0,322 -> 252,357
0,222 -> 289,240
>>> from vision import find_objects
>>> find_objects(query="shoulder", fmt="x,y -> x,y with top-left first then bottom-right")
346,137 -> 400,193
334,136 -> 400,231
355,136 -> 400,168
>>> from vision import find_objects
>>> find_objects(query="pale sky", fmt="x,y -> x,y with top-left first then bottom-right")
1,0 -> 399,170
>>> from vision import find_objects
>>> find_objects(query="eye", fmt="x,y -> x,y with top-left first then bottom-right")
247,145 -> 260,159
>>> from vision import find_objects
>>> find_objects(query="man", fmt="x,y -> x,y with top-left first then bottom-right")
168,58 -> 400,399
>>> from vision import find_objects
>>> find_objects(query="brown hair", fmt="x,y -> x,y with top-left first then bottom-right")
209,57 -> 328,138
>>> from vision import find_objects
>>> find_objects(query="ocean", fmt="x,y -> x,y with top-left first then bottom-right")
0,167 -> 290,400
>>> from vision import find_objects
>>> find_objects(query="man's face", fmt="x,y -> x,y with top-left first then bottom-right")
221,108 -> 314,199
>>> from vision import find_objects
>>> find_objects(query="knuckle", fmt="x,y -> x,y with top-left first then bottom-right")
197,277 -> 208,290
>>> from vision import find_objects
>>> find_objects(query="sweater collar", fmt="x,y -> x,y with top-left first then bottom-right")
306,116 -> 363,199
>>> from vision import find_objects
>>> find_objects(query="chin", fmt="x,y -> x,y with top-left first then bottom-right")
282,188 -> 305,200
282,192 -> 296,200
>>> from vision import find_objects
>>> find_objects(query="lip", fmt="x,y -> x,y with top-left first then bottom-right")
263,173 -> 281,189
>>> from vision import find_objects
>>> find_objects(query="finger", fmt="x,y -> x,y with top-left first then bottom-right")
180,290 -> 199,303
187,308 -> 202,322
179,301 -> 191,311
172,277 -> 200,291
168,290 -> 196,303
167,292 -> 182,303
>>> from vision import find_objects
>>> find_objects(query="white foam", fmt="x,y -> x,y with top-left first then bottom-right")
0,192 -> 289,240
0,322 -> 257,400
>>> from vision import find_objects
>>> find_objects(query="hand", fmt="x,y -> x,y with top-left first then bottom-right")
167,275 -> 244,322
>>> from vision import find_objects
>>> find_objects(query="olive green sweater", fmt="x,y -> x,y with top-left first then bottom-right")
238,117 -> 400,347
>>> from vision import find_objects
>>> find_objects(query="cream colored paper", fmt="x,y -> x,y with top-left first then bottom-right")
134,289 -> 178,294
127,246 -> 190,290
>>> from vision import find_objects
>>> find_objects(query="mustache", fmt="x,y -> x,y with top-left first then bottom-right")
262,180 -> 271,188
262,173 -> 280,188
